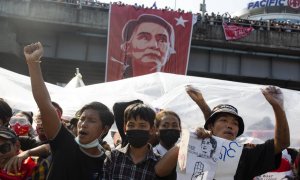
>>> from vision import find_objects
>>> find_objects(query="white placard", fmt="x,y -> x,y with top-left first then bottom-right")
178,130 -> 244,180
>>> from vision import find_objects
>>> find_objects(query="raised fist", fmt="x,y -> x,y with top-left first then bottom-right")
24,42 -> 44,63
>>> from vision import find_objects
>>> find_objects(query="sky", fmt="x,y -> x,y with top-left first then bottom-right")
100,0 -> 251,15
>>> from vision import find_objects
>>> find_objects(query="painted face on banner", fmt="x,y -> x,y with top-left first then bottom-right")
127,22 -> 170,73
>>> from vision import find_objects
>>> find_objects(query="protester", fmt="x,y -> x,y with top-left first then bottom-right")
0,126 -> 36,179
153,110 -> 181,179
24,42 -> 114,179
112,99 -> 143,147
0,98 -> 13,127
103,103 -> 163,180
18,102 -> 63,151
9,115 -> 34,137
154,110 -> 181,155
155,85 -> 290,179
68,117 -> 79,136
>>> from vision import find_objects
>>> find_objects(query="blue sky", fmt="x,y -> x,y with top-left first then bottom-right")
100,0 -> 251,15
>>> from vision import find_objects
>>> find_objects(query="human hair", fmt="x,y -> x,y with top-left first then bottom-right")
0,98 -> 12,126
201,137 -> 217,157
0,126 -> 18,144
121,14 -> 175,56
17,111 -> 33,124
155,110 -> 181,128
77,102 -> 114,138
124,103 -> 155,127
52,101 -> 63,118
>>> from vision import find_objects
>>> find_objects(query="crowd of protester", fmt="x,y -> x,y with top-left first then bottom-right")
35,0 -> 300,33
196,12 -> 300,33
0,42 -> 299,179
2,1 -> 300,179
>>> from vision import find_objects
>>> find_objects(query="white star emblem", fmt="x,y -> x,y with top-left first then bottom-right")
175,16 -> 189,27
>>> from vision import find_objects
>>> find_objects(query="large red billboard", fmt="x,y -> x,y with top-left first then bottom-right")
105,4 -> 193,81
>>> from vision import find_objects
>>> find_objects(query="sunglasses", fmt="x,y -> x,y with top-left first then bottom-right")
0,143 -> 12,154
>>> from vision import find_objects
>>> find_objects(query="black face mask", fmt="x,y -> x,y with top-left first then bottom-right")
159,129 -> 180,149
126,130 -> 150,148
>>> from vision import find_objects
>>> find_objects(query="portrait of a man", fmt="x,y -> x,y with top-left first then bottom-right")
106,4 -> 193,81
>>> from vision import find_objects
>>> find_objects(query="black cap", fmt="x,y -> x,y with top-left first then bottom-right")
205,104 -> 244,137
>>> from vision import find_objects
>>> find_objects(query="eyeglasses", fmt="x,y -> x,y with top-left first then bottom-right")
9,117 -> 30,126
0,143 -> 11,154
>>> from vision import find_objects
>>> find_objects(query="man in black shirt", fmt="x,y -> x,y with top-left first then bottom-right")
155,85 -> 290,180
24,42 -> 114,180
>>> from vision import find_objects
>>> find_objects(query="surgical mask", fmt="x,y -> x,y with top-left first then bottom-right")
159,129 -> 180,149
75,137 -> 100,149
126,130 -> 149,148
74,131 -> 104,150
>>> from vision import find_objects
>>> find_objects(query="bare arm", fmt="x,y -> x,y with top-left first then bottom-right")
186,85 -> 211,121
24,42 -> 61,140
155,146 -> 179,177
261,86 -> 290,154
4,144 -> 50,173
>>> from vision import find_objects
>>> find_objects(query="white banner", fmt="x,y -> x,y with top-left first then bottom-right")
1,68 -> 300,148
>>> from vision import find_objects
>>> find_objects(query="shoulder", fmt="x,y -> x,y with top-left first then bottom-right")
49,125 -> 77,151
149,145 -> 161,161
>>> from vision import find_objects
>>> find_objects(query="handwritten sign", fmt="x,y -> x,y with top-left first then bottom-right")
214,140 -> 243,180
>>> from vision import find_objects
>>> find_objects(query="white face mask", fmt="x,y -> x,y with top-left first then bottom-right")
75,131 -> 104,149
75,137 -> 100,149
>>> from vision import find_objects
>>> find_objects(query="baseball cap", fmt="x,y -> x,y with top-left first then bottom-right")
0,126 -> 18,143
205,104 -> 244,137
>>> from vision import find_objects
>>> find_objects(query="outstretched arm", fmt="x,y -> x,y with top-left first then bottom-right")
4,144 -> 50,173
24,42 -> 61,140
155,146 -> 179,177
261,86 -> 290,154
186,85 -> 211,121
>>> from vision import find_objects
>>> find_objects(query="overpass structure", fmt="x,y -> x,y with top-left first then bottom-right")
0,0 -> 299,90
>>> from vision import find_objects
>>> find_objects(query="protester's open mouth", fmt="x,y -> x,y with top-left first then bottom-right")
224,131 -> 234,136
79,131 -> 88,136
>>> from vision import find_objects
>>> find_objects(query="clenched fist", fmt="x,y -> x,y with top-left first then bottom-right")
261,85 -> 284,109
24,42 -> 44,63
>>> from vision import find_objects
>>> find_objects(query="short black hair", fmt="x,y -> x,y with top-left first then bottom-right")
155,110 -> 181,128
0,98 -> 12,126
52,101 -> 63,117
77,102 -> 114,138
0,126 -> 18,144
124,103 -> 155,127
